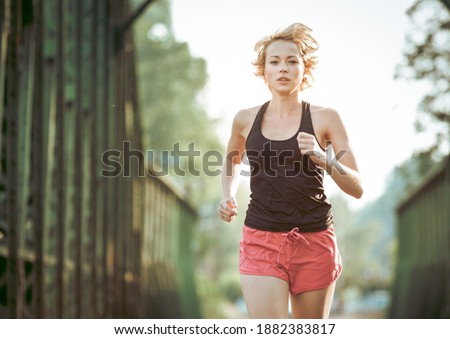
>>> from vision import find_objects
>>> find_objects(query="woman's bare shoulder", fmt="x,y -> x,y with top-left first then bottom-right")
234,105 -> 260,123
232,105 -> 261,133
310,103 -> 344,128
309,104 -> 345,142
310,104 -> 340,118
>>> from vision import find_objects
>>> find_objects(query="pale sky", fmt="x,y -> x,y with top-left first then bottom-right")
169,0 -> 436,209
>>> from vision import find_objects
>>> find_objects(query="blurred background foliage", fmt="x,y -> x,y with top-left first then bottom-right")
131,0 -> 238,317
132,0 -> 222,200
131,0 -> 448,318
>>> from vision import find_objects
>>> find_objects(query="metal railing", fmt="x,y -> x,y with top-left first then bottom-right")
390,155 -> 450,318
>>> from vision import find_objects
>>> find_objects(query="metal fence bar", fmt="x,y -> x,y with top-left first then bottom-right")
5,0 -> 20,319
89,0 -> 99,318
31,0 -> 44,319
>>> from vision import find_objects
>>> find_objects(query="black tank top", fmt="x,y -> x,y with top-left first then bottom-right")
244,101 -> 333,232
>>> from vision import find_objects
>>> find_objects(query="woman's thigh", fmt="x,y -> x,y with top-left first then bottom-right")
240,274 -> 290,319
290,281 -> 336,319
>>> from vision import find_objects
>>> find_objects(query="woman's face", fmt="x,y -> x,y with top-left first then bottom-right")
264,40 -> 305,94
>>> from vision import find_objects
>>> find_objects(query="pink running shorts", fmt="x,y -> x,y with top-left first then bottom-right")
239,225 -> 343,294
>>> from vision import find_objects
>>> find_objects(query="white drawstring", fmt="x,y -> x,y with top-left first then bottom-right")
276,227 -> 310,265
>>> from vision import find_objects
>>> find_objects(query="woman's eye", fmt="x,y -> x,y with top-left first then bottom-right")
270,61 -> 278,65
289,60 -> 298,64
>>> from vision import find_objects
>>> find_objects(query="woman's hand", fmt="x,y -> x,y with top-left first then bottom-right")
297,132 -> 326,168
219,197 -> 238,222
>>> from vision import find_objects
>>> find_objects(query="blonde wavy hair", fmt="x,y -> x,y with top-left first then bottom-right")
252,23 -> 319,91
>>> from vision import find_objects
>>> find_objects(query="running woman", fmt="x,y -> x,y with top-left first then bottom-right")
219,23 -> 363,319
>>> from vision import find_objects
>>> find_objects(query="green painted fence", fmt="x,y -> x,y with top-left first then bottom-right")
390,156 -> 450,318
0,0 -> 200,319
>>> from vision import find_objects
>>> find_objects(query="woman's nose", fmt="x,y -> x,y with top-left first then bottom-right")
280,62 -> 288,72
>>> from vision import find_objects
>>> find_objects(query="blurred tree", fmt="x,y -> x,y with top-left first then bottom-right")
391,0 -> 449,196
132,0 -> 223,205
395,0 -> 450,155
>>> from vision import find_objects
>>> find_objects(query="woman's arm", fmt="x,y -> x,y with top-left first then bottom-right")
297,108 -> 364,199
219,111 -> 248,222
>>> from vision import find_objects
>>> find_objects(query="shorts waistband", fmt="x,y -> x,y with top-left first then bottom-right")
245,223 -> 331,233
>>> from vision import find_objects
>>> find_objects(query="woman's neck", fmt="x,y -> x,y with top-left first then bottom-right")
268,93 -> 302,118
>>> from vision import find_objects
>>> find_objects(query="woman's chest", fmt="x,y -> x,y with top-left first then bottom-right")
260,115 -> 301,141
